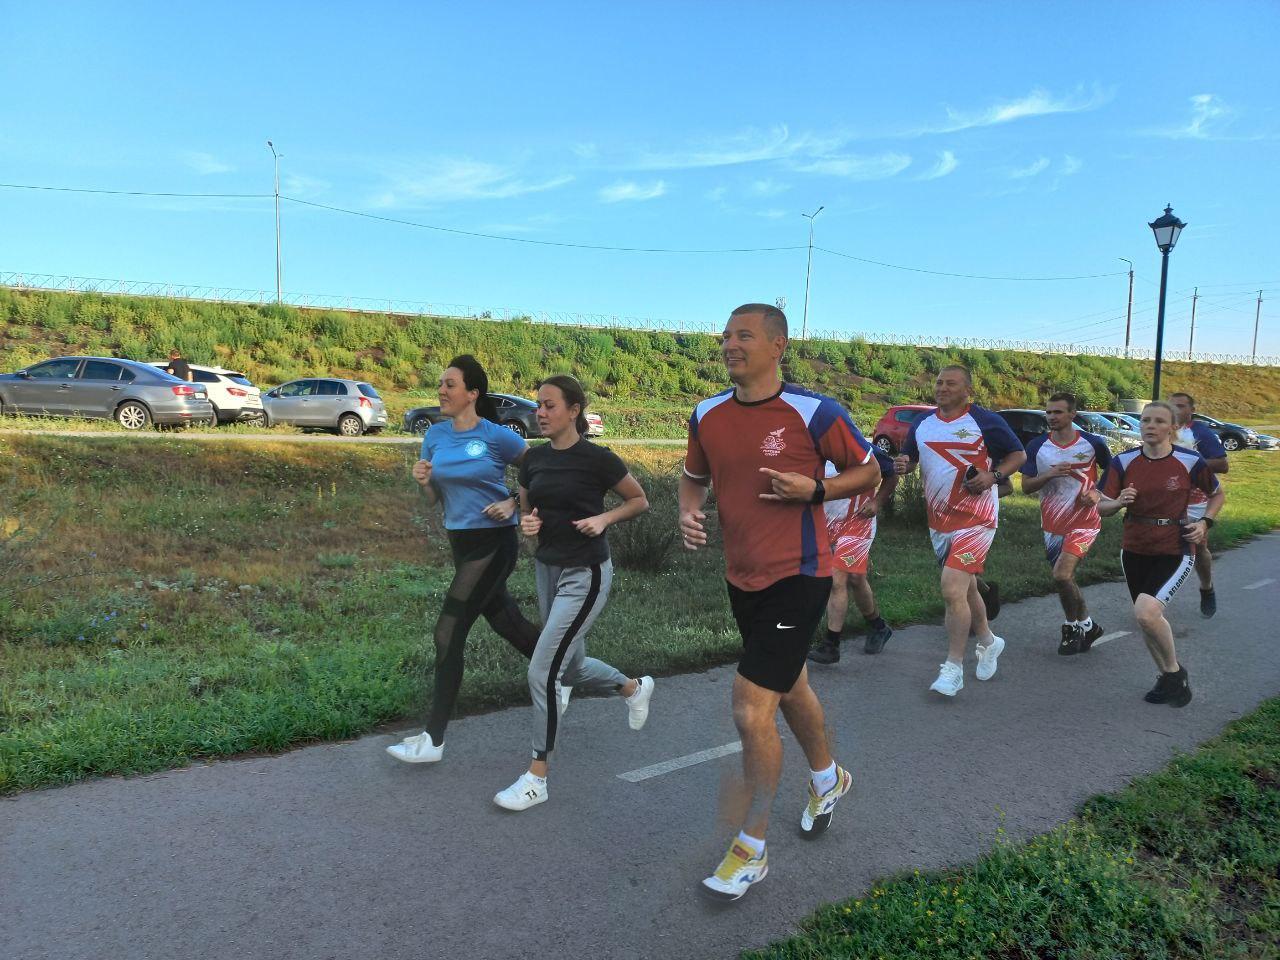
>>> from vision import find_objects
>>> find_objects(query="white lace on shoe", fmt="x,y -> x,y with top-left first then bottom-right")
930,661 -> 964,697
974,635 -> 1005,681
385,731 -> 443,763
625,676 -> 654,731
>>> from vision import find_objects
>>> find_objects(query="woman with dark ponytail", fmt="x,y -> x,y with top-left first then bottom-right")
387,355 -> 541,764
493,374 -> 655,811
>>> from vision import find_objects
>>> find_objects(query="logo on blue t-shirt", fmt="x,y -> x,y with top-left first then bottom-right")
465,440 -> 486,457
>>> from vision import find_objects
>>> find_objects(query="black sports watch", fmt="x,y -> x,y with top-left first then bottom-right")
992,469 -> 1005,483
810,478 -> 826,504
1201,515 -> 1215,528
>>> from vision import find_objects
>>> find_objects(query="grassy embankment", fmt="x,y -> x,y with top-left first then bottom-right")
4,286 -> 1280,438
749,695 -> 1280,959
2,434 -> 1278,796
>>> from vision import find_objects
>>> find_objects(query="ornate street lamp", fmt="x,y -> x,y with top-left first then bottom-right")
1148,204 -> 1186,398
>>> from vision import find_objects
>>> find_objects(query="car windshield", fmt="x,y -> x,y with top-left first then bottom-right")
357,383 -> 380,399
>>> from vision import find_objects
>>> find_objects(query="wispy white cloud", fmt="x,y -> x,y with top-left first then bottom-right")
282,172 -> 330,198
790,152 -> 912,180
598,179 -> 667,203
749,178 -> 791,197
1143,93 -> 1267,141
183,151 -> 233,175
906,85 -> 1112,136
1061,155 -> 1082,175
371,159 -> 573,206
628,125 -> 845,171
918,150 -> 958,181
1010,157 -> 1051,179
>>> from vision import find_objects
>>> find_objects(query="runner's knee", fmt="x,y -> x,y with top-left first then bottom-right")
1133,596 -> 1164,628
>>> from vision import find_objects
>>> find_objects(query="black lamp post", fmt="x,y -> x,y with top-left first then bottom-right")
1148,204 -> 1186,399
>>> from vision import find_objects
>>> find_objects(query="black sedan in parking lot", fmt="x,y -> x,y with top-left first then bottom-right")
405,392 -> 604,437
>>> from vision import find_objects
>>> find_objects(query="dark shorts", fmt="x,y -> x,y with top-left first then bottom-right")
1121,549 -> 1196,605
727,575 -> 832,694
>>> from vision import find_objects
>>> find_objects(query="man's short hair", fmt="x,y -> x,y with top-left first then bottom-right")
731,303 -> 788,340
168,349 -> 181,358
937,364 -> 972,387
1143,400 -> 1176,420
1169,391 -> 1196,408
1047,391 -> 1078,411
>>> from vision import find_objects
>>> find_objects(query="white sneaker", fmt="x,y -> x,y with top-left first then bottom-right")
556,682 -> 573,718
700,840 -> 769,902
974,635 -> 1005,681
929,661 -> 964,697
493,772 -> 548,811
385,731 -> 443,763
625,676 -> 654,730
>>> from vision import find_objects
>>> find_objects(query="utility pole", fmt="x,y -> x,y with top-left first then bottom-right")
801,206 -> 823,341
1119,258 -> 1134,358
267,140 -> 283,304
1253,290 -> 1264,363
1188,287 -> 1198,359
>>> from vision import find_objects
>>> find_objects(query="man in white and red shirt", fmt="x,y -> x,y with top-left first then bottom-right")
1099,401 -> 1223,707
1020,392 -> 1113,655
894,365 -> 1025,698
680,303 -> 880,902
1168,391 -> 1229,618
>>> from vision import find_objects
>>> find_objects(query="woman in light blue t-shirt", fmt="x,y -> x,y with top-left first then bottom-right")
387,355 -> 541,765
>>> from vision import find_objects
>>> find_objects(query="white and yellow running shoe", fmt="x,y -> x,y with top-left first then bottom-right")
699,840 -> 769,902
800,765 -> 853,837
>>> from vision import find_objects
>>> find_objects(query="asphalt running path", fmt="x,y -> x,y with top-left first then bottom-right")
4,535 -> 1279,960
0,428 -> 685,446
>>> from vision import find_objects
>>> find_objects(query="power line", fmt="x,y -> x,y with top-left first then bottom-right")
814,246 -> 1125,282
0,181 -> 270,199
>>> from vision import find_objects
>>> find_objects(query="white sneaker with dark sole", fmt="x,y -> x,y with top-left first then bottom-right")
699,841 -> 769,902
974,635 -> 1005,681
493,773 -> 548,811
625,676 -> 654,731
929,661 -> 964,697
385,731 -> 443,763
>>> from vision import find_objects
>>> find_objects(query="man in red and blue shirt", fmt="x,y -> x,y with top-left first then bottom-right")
1168,392 -> 1228,618
680,303 -> 880,902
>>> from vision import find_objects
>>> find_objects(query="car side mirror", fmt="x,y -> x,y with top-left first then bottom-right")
15,370 -> 29,379
267,389 -> 279,398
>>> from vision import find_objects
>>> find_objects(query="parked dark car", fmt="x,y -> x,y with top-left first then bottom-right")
0,356 -> 213,429
996,409 -> 1141,447
869,404 -> 934,454
1191,413 -> 1258,452
405,392 -> 604,438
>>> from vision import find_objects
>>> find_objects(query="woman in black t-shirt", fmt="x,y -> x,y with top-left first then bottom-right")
492,375 -> 656,811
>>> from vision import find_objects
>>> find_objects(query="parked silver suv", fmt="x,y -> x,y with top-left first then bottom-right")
0,356 -> 214,429
262,378 -> 388,436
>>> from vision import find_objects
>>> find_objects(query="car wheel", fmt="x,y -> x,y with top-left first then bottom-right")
503,420 -> 527,438
115,401 -> 151,431
411,415 -> 432,435
1221,434 -> 1242,452
338,413 -> 365,437
243,410 -> 268,427
874,435 -> 895,455
204,406 -> 220,427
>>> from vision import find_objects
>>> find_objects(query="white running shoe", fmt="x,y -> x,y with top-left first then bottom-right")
493,772 -> 548,811
625,676 -> 654,730
929,661 -> 964,697
700,840 -> 769,902
556,682 -> 573,718
974,635 -> 1006,681
385,731 -> 443,763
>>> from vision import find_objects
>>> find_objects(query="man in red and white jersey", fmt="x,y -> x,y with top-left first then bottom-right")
680,303 -> 880,902
893,365 -> 1025,697
1168,392 -> 1228,618
1099,401 -> 1223,707
1020,392 -> 1113,655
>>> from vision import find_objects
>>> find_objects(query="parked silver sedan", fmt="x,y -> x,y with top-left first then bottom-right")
261,377 -> 388,436
0,356 -> 214,429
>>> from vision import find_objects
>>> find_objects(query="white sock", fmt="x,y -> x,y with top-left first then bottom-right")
735,831 -> 765,857
1079,617 -> 1093,630
811,761 -> 838,794
525,772 -> 547,786
946,656 -> 963,667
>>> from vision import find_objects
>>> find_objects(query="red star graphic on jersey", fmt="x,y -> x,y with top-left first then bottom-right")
925,438 -> 991,501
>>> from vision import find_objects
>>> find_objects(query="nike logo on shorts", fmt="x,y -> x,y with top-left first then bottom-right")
776,623 -> 796,630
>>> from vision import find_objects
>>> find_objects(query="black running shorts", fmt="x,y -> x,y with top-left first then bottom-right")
727,575 -> 832,693
1121,549 -> 1196,605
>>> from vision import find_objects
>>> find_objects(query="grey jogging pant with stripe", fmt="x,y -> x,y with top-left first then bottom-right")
528,558 -> 628,760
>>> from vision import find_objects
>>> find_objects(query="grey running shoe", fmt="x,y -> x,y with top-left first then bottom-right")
808,638 -> 840,665
863,625 -> 893,655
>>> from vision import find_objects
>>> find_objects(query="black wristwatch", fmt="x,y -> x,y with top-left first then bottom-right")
1201,516 -> 1215,528
810,478 -> 826,504
992,469 -> 1005,483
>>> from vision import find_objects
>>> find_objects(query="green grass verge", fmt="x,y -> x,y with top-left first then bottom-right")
746,695 -> 1280,959
1,443 -> 1277,795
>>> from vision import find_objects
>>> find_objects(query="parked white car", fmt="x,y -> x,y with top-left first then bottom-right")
150,363 -> 265,425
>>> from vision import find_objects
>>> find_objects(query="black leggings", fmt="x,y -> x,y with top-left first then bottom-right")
427,526 -> 540,742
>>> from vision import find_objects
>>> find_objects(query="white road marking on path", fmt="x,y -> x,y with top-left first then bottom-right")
1243,579 -> 1276,590
617,742 -> 742,783
1092,631 -> 1132,647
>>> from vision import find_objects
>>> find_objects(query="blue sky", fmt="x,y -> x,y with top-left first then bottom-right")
2,1 -> 1277,355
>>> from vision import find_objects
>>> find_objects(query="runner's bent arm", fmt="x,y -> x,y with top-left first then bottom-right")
679,473 -> 710,549
572,473 -> 649,538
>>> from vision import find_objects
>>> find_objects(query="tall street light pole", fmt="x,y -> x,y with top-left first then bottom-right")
267,140 -> 283,304
1188,287 -> 1198,359
1252,290 -> 1264,363
800,205 -> 823,341
1119,258 -> 1134,358
1148,205 -> 1187,400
